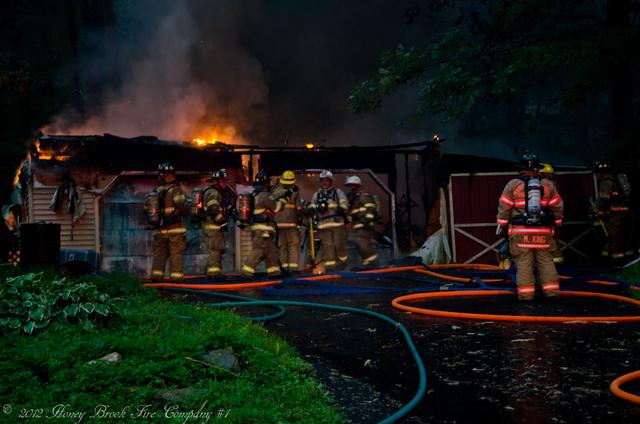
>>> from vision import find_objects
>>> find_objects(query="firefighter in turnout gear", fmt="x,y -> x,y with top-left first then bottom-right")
201,169 -> 233,279
241,170 -> 282,277
594,162 -> 634,262
272,170 -> 304,274
344,175 -> 379,267
497,153 -> 564,301
540,163 -> 564,265
146,162 -> 188,282
309,170 -> 349,271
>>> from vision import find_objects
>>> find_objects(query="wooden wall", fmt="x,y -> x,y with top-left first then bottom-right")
30,184 -> 97,251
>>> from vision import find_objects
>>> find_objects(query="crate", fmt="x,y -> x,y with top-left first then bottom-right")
60,249 -> 100,272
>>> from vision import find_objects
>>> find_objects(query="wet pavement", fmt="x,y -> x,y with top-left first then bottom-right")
174,275 -> 640,423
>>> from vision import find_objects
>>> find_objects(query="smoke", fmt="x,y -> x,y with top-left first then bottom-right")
47,0 -> 268,144
46,0 -> 450,147
43,0 -> 594,165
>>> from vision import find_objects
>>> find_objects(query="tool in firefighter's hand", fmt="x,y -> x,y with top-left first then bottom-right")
594,220 -> 609,237
589,198 -> 609,237
302,200 -> 316,217
308,216 -> 316,261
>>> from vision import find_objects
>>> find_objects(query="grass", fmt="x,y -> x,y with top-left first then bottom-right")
0,268 -> 347,423
613,262 -> 640,300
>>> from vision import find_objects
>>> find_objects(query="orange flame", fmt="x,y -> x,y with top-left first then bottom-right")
12,160 -> 25,187
33,140 -> 71,161
190,124 -> 246,147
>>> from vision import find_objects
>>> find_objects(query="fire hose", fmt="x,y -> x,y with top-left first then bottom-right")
161,288 -> 427,424
146,263 -> 640,407
391,289 -> 640,323
610,370 -> 640,404
142,265 -> 424,291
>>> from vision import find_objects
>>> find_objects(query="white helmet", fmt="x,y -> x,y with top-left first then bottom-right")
318,169 -> 333,180
345,175 -> 361,186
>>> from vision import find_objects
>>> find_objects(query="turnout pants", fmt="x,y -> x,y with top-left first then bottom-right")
205,230 -> 226,277
319,226 -> 348,271
242,232 -> 281,276
510,238 -> 559,300
278,227 -> 300,272
151,231 -> 186,282
353,228 -> 378,266
604,211 -> 633,260
549,238 -> 564,264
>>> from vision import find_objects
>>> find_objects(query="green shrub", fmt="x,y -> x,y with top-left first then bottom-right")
611,263 -> 640,300
0,272 -> 116,335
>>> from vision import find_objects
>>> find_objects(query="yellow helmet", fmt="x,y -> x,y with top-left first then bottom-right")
540,163 -> 554,175
279,170 -> 296,185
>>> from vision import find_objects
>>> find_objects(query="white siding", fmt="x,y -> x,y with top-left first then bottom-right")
31,186 -> 97,251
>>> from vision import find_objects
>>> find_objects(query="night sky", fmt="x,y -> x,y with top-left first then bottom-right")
38,0 -> 630,166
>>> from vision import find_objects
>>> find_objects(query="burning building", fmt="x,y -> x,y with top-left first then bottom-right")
7,133 -> 601,274
11,133 -> 421,274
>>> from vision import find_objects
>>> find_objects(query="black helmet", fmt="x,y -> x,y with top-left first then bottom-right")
209,168 -> 228,181
593,162 -> 612,173
253,170 -> 269,188
518,152 -> 542,171
158,162 -> 175,174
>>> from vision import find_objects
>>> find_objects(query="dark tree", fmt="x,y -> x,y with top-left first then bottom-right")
0,0 -> 114,203
349,0 -> 640,167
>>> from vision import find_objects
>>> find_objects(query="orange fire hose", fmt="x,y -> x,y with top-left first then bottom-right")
414,265 -> 624,287
359,265 -> 423,274
412,268 -> 505,283
143,265 -> 424,291
428,263 -> 502,271
610,370 -> 640,404
392,290 -> 640,323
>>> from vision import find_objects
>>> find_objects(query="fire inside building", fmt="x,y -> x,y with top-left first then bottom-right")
2,133 -> 606,275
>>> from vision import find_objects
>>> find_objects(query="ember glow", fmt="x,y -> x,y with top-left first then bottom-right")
190,125 -> 246,147
33,140 -> 71,161
12,160 -> 25,187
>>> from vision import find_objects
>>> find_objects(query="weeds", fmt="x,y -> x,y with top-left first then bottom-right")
0,270 -> 346,423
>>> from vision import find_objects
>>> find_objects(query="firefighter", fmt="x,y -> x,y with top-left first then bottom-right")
344,175 -> 379,267
540,163 -> 564,265
309,170 -> 349,271
497,153 -> 564,301
201,169 -> 233,280
147,162 -> 188,282
272,170 -> 304,274
241,170 -> 282,277
594,162 -> 633,262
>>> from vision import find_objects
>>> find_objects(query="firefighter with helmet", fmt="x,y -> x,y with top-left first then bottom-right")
309,170 -> 349,271
497,153 -> 564,301
201,169 -> 234,280
241,170 -> 282,277
539,163 -> 565,265
146,162 -> 188,282
344,175 -> 379,267
593,162 -> 634,262
272,170 -> 304,274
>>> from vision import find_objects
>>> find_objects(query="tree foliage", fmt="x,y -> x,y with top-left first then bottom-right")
349,0 -> 640,163
0,0 -> 114,203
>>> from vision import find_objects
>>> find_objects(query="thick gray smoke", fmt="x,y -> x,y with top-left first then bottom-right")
46,0 -> 449,147
44,0 -> 591,165
47,0 -> 268,144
